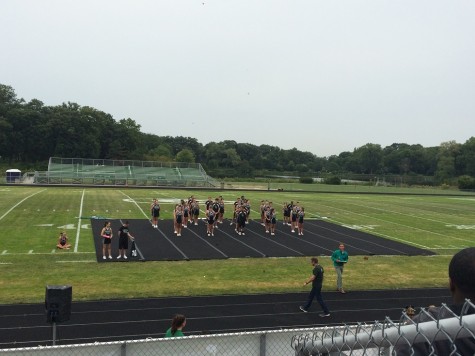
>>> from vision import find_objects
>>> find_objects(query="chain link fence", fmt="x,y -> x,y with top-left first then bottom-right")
292,300 -> 475,356
2,301 -> 474,356
0,328 -> 315,356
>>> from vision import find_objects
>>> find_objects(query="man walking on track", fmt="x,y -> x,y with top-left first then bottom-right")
299,257 -> 330,317
331,243 -> 349,293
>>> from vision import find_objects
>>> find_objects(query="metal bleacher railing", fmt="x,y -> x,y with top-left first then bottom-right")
292,299 -> 475,356
29,157 -> 214,187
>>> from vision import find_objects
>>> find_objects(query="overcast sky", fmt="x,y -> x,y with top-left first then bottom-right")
2,0 -> 474,157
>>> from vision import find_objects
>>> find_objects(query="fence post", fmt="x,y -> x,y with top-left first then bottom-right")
120,342 -> 127,356
259,332 -> 266,356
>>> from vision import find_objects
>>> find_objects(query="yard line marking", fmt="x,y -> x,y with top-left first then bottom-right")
1,251 -> 95,256
28,250 -> 33,254
56,260 -> 96,263
318,203 -> 473,244
0,189 -> 46,222
1,250 -> 7,255
119,191 -> 149,219
0,263 -> 12,265
74,189 -> 86,253
51,249 -> 56,253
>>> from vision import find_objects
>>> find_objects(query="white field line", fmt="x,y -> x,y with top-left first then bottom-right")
56,260 -> 96,263
0,189 -> 46,222
345,201 -> 471,228
74,189 -> 86,253
326,217 -> 430,249
1,251 -> 95,256
347,202 -> 475,244
318,203 -> 474,245
119,191 -> 149,219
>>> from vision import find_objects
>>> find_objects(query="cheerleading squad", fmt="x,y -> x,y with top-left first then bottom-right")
151,196 -> 306,237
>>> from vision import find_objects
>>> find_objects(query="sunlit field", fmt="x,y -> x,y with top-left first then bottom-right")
0,185 -> 474,303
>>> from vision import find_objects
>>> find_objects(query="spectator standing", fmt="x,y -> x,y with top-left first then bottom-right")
331,243 -> 349,293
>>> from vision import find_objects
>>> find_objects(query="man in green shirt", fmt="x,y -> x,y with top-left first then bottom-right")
331,243 -> 349,293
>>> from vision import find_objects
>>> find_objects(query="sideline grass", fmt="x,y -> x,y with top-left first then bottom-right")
0,186 -> 473,304
0,254 -> 451,304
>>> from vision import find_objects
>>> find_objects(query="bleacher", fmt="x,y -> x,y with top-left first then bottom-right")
33,157 -> 215,187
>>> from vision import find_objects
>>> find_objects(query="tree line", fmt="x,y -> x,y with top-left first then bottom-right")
1,84 -> 475,187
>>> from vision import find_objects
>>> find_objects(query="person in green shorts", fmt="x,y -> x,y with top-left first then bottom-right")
164,314 -> 186,338
331,243 -> 349,293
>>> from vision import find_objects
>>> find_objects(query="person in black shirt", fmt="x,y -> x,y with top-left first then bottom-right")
300,257 -> 330,317
117,221 -> 134,260
395,247 -> 475,355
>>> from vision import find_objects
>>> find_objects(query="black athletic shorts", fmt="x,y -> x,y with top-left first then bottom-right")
119,236 -> 128,250
103,238 -> 111,245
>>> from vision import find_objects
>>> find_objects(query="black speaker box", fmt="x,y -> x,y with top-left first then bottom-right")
45,285 -> 72,323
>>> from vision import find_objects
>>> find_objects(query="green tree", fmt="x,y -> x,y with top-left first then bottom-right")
176,149 -> 195,163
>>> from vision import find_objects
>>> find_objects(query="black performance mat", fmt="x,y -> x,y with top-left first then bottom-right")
90,218 -> 434,262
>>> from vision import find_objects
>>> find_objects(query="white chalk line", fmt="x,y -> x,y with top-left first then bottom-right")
317,202 -> 473,246
342,203 -> 473,243
119,191 -> 149,219
0,189 -> 47,222
74,189 -> 86,253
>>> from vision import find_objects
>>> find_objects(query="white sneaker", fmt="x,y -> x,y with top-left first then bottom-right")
291,230 -> 295,233
271,233 -> 275,236
117,255 -> 122,259
103,256 -> 106,260
108,255 -> 112,259
211,233 -> 214,236
174,230 -> 177,234
194,223 -> 198,225
242,232 -> 245,235
266,230 -> 269,233
215,225 -> 218,229
177,234 -> 181,236
207,233 -> 210,236
238,232 -> 242,235
183,225 -> 187,228
124,255 -> 127,259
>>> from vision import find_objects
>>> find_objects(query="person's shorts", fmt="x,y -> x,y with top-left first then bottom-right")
193,208 -> 199,216
103,238 -> 111,245
152,212 -> 160,218
119,236 -> 128,250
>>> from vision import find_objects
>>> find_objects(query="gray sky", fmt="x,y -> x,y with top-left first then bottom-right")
2,0 -> 474,157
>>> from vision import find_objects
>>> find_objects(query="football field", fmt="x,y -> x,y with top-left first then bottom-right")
0,186 -> 474,303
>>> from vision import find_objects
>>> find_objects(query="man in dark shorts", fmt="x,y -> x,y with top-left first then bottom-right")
117,221 -> 135,260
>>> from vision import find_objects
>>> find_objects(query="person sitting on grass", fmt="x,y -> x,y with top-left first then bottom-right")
56,232 -> 71,250
164,314 -> 186,338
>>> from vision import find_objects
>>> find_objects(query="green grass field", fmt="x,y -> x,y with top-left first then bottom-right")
0,185 -> 474,304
